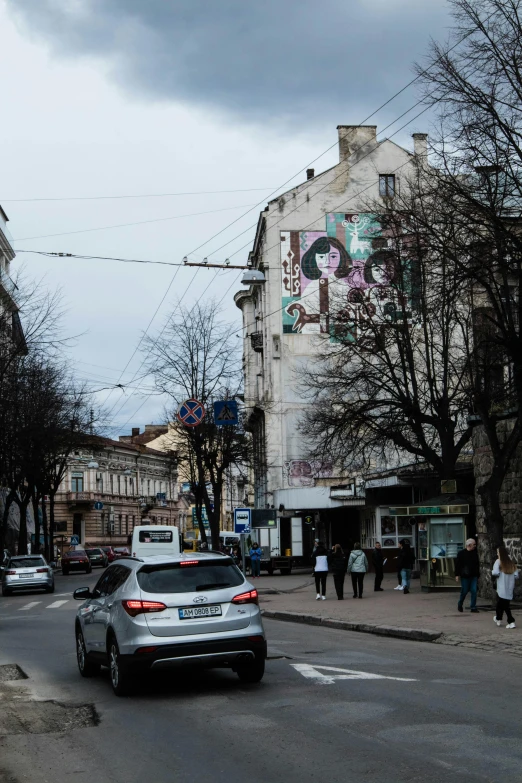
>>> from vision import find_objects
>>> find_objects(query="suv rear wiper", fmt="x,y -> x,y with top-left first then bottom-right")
196,582 -> 231,591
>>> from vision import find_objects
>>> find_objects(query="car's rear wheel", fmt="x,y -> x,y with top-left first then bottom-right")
62,568 -> 69,575
86,565 -> 92,574
236,656 -> 265,683
2,587 -> 12,597
108,636 -> 133,696
76,628 -> 100,678
46,584 -> 55,594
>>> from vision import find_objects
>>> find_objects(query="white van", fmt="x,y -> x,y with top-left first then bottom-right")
131,525 -> 181,559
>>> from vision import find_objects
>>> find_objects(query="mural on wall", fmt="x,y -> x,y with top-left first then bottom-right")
281,213 -> 417,341
284,459 -> 333,488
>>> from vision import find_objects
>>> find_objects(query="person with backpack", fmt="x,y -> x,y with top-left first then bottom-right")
492,545 -> 519,629
312,542 -> 329,600
347,543 -> 368,599
330,544 -> 348,600
397,539 -> 415,594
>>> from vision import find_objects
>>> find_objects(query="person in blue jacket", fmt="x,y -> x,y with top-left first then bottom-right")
250,542 -> 262,578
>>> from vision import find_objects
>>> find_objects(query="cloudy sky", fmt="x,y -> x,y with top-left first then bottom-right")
0,0 -> 451,435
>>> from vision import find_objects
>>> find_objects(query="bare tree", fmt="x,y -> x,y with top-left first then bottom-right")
411,0 -> 522,558
144,301 -> 250,549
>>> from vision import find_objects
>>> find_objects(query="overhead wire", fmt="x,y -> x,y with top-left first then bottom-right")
12,202 -> 257,242
1,186 -> 277,203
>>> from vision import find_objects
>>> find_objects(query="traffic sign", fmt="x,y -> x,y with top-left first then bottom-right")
176,398 -> 206,427
213,400 -> 238,426
70,535 -> 80,546
94,501 -> 104,511
234,507 -> 251,534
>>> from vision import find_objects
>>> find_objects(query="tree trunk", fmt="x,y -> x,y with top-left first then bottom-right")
32,491 -> 41,554
42,496 -> 49,562
49,491 -> 56,562
18,496 -> 30,555
476,476 -> 504,601
0,490 -> 17,554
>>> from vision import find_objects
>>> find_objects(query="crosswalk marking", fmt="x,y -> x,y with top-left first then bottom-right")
291,663 -> 417,685
19,601 -> 41,611
46,600 -> 69,609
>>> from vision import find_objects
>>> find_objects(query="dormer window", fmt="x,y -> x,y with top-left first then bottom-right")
379,174 -> 395,198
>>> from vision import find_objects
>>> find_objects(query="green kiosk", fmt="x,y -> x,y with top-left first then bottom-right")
389,497 -> 472,591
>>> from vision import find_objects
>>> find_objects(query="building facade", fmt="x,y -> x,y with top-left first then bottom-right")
235,125 -> 429,549
53,436 -> 188,548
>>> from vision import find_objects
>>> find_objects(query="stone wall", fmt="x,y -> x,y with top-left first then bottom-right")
473,420 -> 522,598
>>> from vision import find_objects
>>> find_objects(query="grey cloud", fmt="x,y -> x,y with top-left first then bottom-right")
7,0 -> 451,124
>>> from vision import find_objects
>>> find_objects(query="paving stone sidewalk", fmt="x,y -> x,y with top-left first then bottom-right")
255,571 -> 522,657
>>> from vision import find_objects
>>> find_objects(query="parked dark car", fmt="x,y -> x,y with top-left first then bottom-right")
62,549 -> 92,575
85,548 -> 108,568
113,547 -> 130,560
101,546 -> 117,563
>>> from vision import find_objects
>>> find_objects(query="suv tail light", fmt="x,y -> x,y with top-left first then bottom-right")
5,570 -> 16,575
122,599 -> 167,617
231,589 -> 258,605
36,568 -> 49,573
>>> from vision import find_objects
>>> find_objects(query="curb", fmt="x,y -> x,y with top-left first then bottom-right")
261,609 -> 443,643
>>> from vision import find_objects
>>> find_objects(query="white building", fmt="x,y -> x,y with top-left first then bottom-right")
0,204 -> 25,352
234,125 -> 428,548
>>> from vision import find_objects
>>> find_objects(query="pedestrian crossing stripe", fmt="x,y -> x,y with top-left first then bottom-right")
46,600 -> 69,609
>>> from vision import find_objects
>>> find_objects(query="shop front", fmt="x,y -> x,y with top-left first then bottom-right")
389,498 -> 472,591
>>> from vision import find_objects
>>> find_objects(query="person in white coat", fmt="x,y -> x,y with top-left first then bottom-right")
312,543 -> 329,600
492,545 -> 519,629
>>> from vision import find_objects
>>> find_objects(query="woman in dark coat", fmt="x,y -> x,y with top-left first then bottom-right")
330,544 -> 348,600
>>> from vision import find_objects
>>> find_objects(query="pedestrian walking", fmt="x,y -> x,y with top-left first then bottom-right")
231,545 -> 243,570
312,542 -> 329,600
455,538 -> 480,613
250,542 -> 262,579
330,544 -> 348,600
347,543 -> 368,598
372,541 -> 384,591
398,539 -> 415,594
492,545 -> 519,629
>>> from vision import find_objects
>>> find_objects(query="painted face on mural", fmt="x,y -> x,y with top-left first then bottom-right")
315,247 -> 341,272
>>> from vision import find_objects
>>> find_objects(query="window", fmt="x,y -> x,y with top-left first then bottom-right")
101,512 -> 105,534
379,174 -> 395,198
93,565 -> 131,597
71,472 -> 84,492
118,514 -> 122,534
110,475 -> 114,494
117,476 -> 121,495
137,560 -> 244,594
131,515 -> 135,529
129,477 -> 134,494
125,515 -> 129,535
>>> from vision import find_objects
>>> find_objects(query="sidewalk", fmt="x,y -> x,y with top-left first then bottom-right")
255,572 -> 522,657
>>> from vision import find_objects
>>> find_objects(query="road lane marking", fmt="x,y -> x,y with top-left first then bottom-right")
46,600 -> 69,609
18,602 -> 41,611
291,663 -> 417,685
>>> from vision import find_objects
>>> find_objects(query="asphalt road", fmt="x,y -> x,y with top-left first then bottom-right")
1,569 -> 521,783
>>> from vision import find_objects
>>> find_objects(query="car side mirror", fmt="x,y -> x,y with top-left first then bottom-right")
73,587 -> 93,600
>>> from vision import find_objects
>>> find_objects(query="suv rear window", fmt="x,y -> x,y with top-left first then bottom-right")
138,530 -> 173,543
85,549 -> 101,555
10,557 -> 46,568
137,560 -> 244,594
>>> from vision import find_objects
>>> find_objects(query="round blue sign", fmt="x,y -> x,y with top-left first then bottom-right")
94,501 -> 104,511
176,398 -> 206,427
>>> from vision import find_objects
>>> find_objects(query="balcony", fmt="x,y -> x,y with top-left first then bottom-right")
64,491 -> 97,507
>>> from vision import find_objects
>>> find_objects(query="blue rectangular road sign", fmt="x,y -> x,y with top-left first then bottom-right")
213,400 -> 239,426
234,508 -> 251,534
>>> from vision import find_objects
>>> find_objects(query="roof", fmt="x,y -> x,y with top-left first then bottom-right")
92,435 -> 174,459
119,551 -> 230,566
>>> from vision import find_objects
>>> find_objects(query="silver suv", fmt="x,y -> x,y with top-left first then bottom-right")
73,552 -> 266,695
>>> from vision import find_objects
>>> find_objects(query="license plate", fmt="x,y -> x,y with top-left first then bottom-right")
19,573 -> 33,578
178,605 -> 222,620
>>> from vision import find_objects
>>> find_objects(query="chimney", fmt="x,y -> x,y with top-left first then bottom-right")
337,125 -> 377,162
306,168 -> 315,180
131,427 -> 139,437
412,133 -> 428,159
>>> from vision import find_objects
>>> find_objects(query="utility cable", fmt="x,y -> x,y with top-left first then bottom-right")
2,187 -> 277,203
